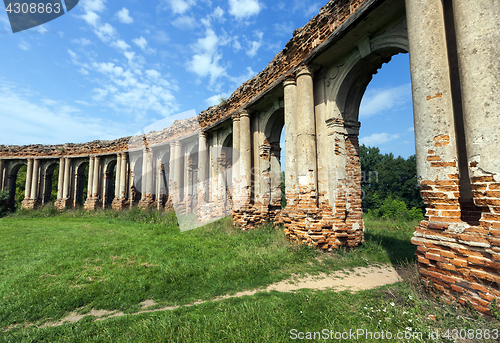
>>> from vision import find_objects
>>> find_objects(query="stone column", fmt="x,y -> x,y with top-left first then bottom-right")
63,158 -> 70,199
175,141 -> 185,201
296,66 -> 318,195
259,144 -> 271,209
87,156 -> 95,199
141,149 -> 148,199
120,153 -> 127,199
184,150 -> 190,204
232,114 -> 240,202
240,110 -> 252,204
31,159 -> 39,201
25,159 -> 33,199
156,157 -> 163,210
284,76 -> 298,204
92,156 -> 100,198
169,143 -> 176,202
198,133 -> 208,205
270,143 -> 282,208
405,0 -> 460,221
147,151 -> 154,199
57,158 -> 65,199
0,159 -> 3,190
453,1 -> 500,181
115,153 -> 122,199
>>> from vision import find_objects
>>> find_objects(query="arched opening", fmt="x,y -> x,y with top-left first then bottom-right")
221,136 -> 232,213
8,163 -> 27,210
328,40 -> 410,235
156,150 -> 170,209
74,162 -> 89,207
103,160 -> 117,208
280,126 -> 285,208
41,162 -> 59,206
263,107 -> 285,214
357,53 -> 421,216
132,157 -> 143,205
187,144 -> 199,212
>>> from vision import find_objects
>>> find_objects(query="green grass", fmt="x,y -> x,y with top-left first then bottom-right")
1,208 -> 498,342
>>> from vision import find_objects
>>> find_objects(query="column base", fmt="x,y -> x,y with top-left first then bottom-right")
111,198 -> 128,210
280,187 -> 364,251
54,198 -> 73,210
84,197 -> 102,211
138,197 -> 155,210
21,199 -> 38,210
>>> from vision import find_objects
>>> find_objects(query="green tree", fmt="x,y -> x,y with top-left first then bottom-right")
15,166 -> 27,209
0,189 -> 9,217
360,144 -> 424,215
281,171 -> 286,208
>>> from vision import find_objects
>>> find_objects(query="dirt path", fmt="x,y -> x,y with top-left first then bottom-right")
5,264 -> 402,331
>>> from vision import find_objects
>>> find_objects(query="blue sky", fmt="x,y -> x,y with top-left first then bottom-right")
0,0 -> 415,158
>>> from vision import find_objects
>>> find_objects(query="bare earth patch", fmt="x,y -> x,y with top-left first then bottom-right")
4,264 -> 401,331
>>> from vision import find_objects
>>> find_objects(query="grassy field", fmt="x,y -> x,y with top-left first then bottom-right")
1,208 -> 498,342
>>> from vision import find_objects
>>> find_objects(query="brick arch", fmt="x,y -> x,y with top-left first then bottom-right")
40,160 -> 60,206
327,46 -> 408,124
103,159 -> 117,208
74,160 -> 89,207
5,160 -> 27,209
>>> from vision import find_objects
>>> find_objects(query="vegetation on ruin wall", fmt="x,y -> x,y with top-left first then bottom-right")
1,209 -> 498,341
360,144 -> 425,221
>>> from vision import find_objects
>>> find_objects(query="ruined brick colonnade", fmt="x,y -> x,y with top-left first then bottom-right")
1,0 -> 499,314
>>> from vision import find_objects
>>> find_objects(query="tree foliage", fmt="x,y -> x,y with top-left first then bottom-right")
360,144 -> 424,220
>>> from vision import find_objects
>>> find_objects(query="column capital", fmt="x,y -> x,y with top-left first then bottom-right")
296,64 -> 320,78
283,74 -> 296,87
344,120 -> 361,135
232,112 -> 240,121
239,108 -> 254,118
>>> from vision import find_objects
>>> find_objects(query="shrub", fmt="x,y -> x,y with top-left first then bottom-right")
366,196 -> 423,222
0,189 -> 9,217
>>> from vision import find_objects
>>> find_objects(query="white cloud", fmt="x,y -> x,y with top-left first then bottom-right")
274,21 -> 293,36
407,127 -> 414,132
172,15 -> 198,30
111,39 -> 131,51
160,0 -> 196,14
246,31 -> 263,58
205,92 -> 230,107
116,8 -> 133,24
81,11 -> 100,27
154,30 -> 170,44
359,83 -> 411,119
187,28 -> 227,87
360,133 -> 400,146
85,59 -> 178,120
292,0 -> 320,17
212,7 -> 224,21
0,79 -> 125,145
0,13 -> 10,31
132,36 -> 156,54
71,38 -> 92,46
228,66 -> 256,86
36,25 -> 48,34
18,40 -> 30,51
228,0 -> 262,19
95,23 -> 117,42
80,0 -> 106,13
232,36 -> 241,51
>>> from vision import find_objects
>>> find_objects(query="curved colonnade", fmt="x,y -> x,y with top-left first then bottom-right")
1,0 -> 500,314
